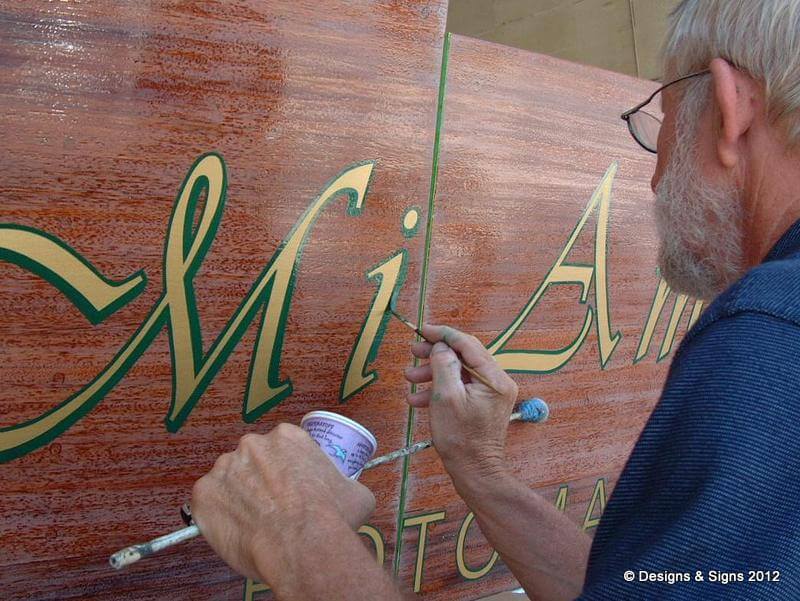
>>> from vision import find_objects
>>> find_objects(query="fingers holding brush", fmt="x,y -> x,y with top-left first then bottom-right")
421,325 -> 494,370
392,312 -> 512,404
405,363 -> 432,384
406,388 -> 432,407
405,356 -> 469,387
420,324 -> 510,394
410,340 -> 433,359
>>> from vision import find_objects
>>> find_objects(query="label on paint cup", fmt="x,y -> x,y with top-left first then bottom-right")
300,411 -> 378,480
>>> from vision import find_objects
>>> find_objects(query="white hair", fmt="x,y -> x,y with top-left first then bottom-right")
665,0 -> 800,141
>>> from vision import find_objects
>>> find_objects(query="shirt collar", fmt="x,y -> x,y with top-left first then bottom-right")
764,218 -> 800,263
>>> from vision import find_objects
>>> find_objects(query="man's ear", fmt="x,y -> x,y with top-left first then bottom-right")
709,57 -> 754,168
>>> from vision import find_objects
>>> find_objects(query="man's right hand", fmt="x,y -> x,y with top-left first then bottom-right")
404,324 -> 591,601
403,324 -> 518,486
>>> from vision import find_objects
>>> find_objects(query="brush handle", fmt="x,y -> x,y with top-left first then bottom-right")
460,364 -> 501,394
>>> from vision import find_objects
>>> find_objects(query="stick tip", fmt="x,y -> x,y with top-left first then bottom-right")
109,547 -> 142,570
517,398 -> 549,423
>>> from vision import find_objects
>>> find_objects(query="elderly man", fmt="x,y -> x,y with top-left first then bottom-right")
190,1 -> 800,599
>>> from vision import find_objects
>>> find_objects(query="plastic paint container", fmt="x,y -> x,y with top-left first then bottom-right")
300,411 -> 378,480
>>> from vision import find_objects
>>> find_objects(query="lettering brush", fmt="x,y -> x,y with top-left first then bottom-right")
108,398 -> 549,571
387,308 -> 502,395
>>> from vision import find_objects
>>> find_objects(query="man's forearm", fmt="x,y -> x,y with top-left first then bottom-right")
256,515 -> 407,601
451,466 -> 591,601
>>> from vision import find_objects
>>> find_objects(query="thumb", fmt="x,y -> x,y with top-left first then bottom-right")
429,342 -> 465,404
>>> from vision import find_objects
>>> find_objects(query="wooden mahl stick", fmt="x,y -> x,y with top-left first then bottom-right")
108,398 -> 550,571
362,398 -> 548,469
387,308 -> 503,395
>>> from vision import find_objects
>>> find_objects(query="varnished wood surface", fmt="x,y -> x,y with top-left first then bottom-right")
397,35 -> 669,598
1,1 -> 445,599
1,3 -> 688,600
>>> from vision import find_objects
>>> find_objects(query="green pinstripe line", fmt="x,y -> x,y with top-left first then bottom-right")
393,31 -> 452,576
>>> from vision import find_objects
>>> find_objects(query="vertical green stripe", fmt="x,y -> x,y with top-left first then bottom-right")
393,31 -> 451,576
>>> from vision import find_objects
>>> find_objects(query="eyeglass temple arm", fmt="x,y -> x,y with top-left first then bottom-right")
620,68 -> 711,121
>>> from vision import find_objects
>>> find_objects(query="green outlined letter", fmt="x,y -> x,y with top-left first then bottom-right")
340,250 -> 408,402
634,276 -> 703,363
488,164 -> 621,373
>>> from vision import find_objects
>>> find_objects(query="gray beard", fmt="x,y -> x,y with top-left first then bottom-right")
654,128 -> 745,301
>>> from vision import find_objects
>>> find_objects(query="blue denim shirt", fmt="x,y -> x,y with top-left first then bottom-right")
579,221 -> 800,600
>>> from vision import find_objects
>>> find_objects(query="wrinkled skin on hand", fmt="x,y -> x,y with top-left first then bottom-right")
191,424 -> 375,581
403,324 -> 519,480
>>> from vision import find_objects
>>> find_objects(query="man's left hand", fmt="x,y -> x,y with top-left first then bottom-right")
191,424 -> 376,582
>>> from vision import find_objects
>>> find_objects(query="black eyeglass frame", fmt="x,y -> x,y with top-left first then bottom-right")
621,69 -> 711,153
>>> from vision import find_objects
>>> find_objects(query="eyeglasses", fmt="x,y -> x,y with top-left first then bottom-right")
621,69 -> 711,153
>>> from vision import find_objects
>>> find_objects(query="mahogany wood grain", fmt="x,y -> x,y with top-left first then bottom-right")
1,3 -> 690,600
0,1 -> 446,599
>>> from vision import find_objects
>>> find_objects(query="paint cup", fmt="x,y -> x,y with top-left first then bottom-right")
300,411 -> 378,480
